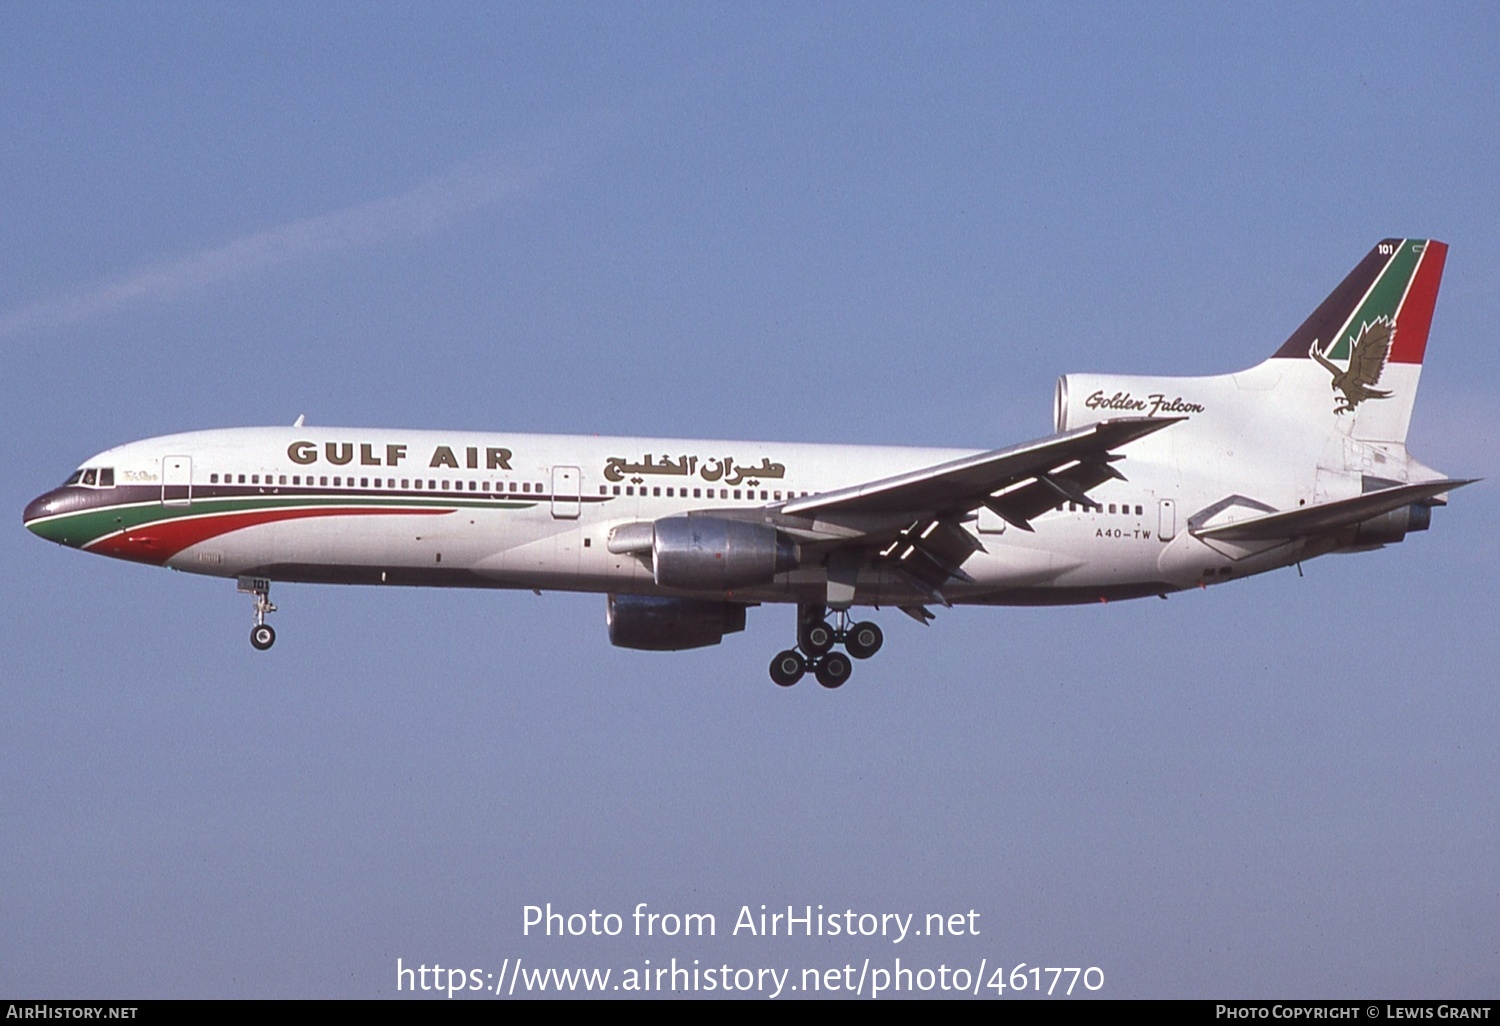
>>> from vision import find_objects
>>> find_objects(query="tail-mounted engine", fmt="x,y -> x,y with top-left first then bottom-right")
1351,501 -> 1433,547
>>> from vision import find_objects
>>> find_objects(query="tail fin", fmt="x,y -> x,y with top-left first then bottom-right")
1054,239 -> 1448,447
1270,238 -> 1447,443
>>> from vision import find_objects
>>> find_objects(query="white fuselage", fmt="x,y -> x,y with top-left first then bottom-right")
37,359 -> 1412,610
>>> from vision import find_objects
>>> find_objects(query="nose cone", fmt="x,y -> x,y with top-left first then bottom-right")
24,489 -> 59,530
23,487 -> 84,545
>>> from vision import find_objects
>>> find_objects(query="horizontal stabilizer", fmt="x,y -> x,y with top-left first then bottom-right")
1192,480 -> 1474,542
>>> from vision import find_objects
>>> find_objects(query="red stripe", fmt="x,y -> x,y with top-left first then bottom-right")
86,506 -> 451,565
1391,241 -> 1447,364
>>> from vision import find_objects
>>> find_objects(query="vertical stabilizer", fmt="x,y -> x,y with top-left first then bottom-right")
1270,238 -> 1447,443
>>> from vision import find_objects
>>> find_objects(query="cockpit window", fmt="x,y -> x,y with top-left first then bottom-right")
63,467 -> 116,488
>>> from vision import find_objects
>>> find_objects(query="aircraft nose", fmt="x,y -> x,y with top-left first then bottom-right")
25,489 -> 56,528
23,487 -> 72,539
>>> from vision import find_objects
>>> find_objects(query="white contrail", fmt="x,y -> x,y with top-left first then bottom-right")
0,154 -> 539,338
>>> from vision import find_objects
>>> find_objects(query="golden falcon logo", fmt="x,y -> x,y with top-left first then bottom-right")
1310,318 -> 1395,414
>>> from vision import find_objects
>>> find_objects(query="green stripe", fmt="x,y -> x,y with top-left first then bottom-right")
1327,240 -> 1420,360
30,494 -> 539,548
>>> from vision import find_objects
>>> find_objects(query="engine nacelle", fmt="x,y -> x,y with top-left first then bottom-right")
1352,502 -> 1431,547
651,515 -> 798,591
1054,372 -> 1209,432
606,594 -> 748,651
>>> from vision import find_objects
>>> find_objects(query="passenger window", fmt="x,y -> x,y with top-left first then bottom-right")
626,486 -> 634,496
210,473 -> 219,484
320,476 -> 328,486
694,488 -> 701,498
239,474 -> 247,484
612,486 -> 620,496
653,487 -> 660,497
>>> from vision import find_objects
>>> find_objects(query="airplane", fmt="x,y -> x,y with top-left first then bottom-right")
23,238 -> 1470,688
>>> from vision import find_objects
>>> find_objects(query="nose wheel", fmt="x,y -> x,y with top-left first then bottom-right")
238,576 -> 278,651
768,606 -> 884,688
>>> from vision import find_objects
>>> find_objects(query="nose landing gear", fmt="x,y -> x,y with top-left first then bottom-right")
768,605 -> 884,688
239,576 -> 278,650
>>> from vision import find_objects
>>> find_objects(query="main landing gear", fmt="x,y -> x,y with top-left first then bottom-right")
238,576 -> 277,650
769,604 -> 884,689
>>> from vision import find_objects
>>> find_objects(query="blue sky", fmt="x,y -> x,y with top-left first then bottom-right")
3,3 -> 1497,998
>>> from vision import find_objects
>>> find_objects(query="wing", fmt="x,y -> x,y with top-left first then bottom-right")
779,417 -> 1180,603
783,417 -> 1178,522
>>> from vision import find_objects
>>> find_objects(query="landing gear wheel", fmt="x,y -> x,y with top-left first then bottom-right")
815,651 -> 853,689
239,576 -> 278,651
799,619 -> 836,657
769,650 -> 806,687
844,620 -> 884,660
250,624 -> 276,651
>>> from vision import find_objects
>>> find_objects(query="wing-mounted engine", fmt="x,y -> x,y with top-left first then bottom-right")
606,594 -> 748,650
608,514 -> 800,592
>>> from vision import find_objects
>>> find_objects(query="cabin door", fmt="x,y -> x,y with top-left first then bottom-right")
1158,498 -> 1177,542
162,456 -> 192,506
551,466 -> 580,519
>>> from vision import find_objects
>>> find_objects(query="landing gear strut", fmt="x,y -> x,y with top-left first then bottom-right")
239,576 -> 277,650
767,605 -> 885,688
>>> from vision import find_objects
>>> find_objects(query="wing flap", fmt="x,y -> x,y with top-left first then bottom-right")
982,458 -> 1122,530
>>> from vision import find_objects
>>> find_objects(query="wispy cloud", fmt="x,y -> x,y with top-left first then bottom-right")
0,154 -> 541,338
